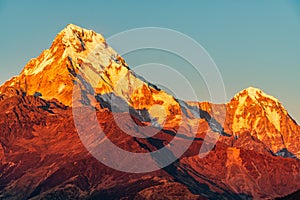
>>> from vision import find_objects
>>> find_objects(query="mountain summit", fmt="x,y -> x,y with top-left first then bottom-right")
1,24 -> 111,106
226,87 -> 300,157
0,24 -> 299,199
2,24 -> 185,128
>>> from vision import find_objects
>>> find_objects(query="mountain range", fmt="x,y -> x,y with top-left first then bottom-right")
0,24 -> 299,200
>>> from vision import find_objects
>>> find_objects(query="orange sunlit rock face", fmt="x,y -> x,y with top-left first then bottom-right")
0,24 -> 299,199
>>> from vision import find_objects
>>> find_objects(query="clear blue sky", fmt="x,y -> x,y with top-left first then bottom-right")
0,0 -> 300,122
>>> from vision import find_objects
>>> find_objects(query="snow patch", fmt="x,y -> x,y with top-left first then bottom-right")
245,87 -> 279,103
265,107 -> 281,131
58,84 -> 65,93
33,56 -> 54,75
24,50 -> 54,75
235,95 -> 247,115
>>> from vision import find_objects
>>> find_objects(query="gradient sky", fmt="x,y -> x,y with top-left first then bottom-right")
0,0 -> 299,122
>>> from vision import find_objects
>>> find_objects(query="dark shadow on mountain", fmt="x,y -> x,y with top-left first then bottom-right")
277,190 -> 300,200
275,148 -> 298,159
176,99 -> 231,137
95,93 -> 153,123
134,133 -> 252,200
129,69 -> 162,91
288,113 -> 298,125
94,92 -> 231,138
161,129 -> 204,141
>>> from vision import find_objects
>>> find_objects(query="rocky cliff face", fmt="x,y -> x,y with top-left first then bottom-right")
0,24 -> 299,199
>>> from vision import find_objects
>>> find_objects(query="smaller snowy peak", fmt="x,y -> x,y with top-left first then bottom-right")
65,23 -> 86,31
230,86 -> 289,134
234,86 -> 280,103
245,87 -> 262,100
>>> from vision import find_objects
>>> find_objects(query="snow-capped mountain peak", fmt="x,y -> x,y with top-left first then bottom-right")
234,86 -> 280,104
0,24 -> 182,128
230,87 -> 288,132
227,87 -> 300,157
1,24 -> 300,199
246,87 -> 278,101
1,24 -> 299,160
60,24 -> 106,55
1,24 -> 120,106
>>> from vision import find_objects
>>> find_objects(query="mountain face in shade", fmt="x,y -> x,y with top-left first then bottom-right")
0,24 -> 299,200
